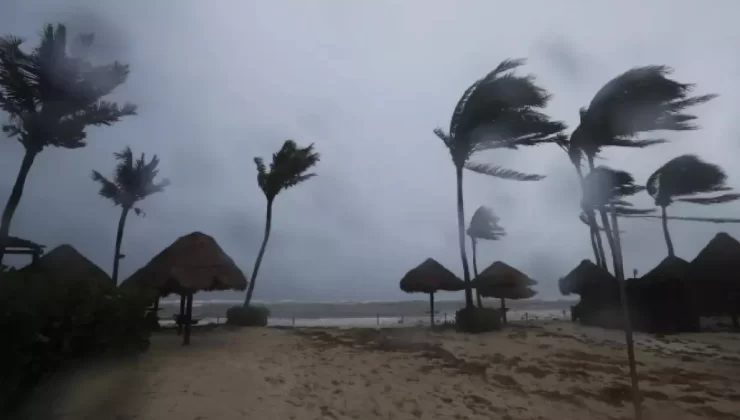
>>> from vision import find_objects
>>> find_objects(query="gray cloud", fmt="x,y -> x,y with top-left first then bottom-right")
2,0 -> 740,301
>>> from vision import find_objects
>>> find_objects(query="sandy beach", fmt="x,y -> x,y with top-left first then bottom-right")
16,322 -> 740,420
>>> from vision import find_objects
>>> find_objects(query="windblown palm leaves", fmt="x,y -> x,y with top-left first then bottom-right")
435,58 -> 565,309
0,24 -> 136,265
646,154 -> 739,257
243,140 -> 320,306
92,146 -> 170,284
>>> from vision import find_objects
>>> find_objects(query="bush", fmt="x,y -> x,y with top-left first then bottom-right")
455,307 -> 501,333
226,305 -> 270,327
0,270 -> 152,415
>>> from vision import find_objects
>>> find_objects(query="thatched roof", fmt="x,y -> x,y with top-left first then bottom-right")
399,258 -> 465,294
20,244 -> 111,284
121,232 -> 248,295
640,256 -> 690,283
691,232 -> 740,270
558,259 -> 616,296
472,261 -> 537,299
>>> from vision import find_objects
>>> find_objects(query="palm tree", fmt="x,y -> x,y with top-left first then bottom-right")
243,140 -> 320,306
0,24 -> 136,265
434,58 -> 566,309
570,66 -> 716,273
92,147 -> 170,285
467,206 -> 506,307
647,154 -> 740,257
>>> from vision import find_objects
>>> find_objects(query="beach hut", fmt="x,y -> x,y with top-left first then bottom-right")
559,260 -> 621,328
20,244 -> 112,284
687,232 -> 740,329
628,256 -> 699,334
399,258 -> 465,327
471,261 -> 537,324
121,232 -> 248,345
1,236 -> 45,266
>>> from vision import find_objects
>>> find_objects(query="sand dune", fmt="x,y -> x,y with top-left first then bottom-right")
15,322 -> 740,420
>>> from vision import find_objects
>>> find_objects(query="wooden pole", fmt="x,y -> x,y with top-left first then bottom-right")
610,204 -> 643,420
183,293 -> 193,346
177,294 -> 185,336
429,293 -> 435,327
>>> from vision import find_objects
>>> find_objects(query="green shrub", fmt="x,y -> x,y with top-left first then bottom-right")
0,270 -> 152,415
226,305 -> 270,327
455,307 -> 501,333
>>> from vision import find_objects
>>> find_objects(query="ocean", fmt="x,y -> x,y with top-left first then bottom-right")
156,298 -> 576,327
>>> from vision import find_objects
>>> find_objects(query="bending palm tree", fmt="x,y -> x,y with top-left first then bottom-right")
434,58 -> 566,309
467,206 -> 506,307
647,154 -> 739,257
0,24 -> 136,265
92,147 -> 170,285
570,65 -> 716,273
243,140 -> 320,306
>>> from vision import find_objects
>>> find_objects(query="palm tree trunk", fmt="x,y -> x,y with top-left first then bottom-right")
455,165 -> 474,308
574,162 -> 607,269
429,292 -> 435,327
111,206 -> 131,285
500,298 -> 507,324
0,151 -> 37,266
609,203 -> 643,420
244,198 -> 274,306
660,205 -> 675,257
590,229 -> 602,267
471,237 -> 483,307
586,155 -> 617,273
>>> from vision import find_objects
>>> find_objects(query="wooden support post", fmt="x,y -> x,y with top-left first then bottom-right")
183,293 -> 193,346
177,294 -> 186,336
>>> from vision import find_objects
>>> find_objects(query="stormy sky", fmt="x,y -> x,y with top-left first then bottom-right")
2,0 -> 740,301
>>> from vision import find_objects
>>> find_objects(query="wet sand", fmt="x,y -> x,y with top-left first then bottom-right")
15,322 -> 740,420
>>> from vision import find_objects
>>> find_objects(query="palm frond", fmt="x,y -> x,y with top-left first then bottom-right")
91,170 -> 121,203
93,146 -> 168,208
467,206 -> 506,241
582,166 -> 643,207
647,154 -> 735,206
622,214 -> 740,224
464,162 -> 544,181
677,193 -> 740,205
257,140 -> 320,200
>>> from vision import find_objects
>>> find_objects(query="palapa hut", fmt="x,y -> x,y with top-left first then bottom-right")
559,259 -> 621,328
2,236 -> 45,265
687,232 -> 740,329
471,261 -> 537,324
121,232 -> 248,345
20,244 -> 112,284
399,258 -> 465,327
628,256 -> 699,334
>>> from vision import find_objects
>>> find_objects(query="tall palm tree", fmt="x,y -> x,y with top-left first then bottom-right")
467,206 -> 506,307
647,154 -> 740,257
570,65 -> 716,273
0,24 -> 136,265
434,58 -> 566,309
243,140 -> 320,306
92,147 -> 170,285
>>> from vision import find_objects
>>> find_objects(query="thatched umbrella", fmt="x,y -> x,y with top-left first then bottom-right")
688,232 -> 740,328
399,258 -> 464,327
121,232 -> 248,345
20,244 -> 111,284
558,259 -> 619,326
471,261 -> 537,324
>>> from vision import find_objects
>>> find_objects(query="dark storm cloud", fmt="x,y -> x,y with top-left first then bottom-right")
2,0 -> 740,301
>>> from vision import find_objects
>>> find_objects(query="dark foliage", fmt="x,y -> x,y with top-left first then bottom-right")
647,154 -> 740,207
467,206 -> 506,241
455,307 -> 501,333
92,146 -> 170,210
226,305 -> 270,327
0,269 -> 152,415
254,140 -> 320,201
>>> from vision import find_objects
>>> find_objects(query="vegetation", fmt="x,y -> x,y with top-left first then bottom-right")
434,58 -> 565,314
646,154 -> 739,257
0,269 -> 152,416
0,24 -> 136,265
466,206 -> 506,307
242,140 -> 320,308
92,147 -> 170,285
